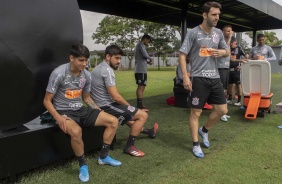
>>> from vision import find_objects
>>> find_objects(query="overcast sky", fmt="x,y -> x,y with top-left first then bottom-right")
81,0 -> 282,51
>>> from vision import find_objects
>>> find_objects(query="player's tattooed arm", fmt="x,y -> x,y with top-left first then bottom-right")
83,93 -> 101,110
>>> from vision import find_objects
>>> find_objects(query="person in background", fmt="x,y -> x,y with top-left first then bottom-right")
249,33 -> 276,61
227,38 -> 248,106
43,43 -> 121,183
217,25 -> 233,122
91,45 -> 158,157
134,34 -> 153,112
278,46 -> 282,65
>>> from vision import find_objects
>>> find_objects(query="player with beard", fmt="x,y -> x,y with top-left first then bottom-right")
43,43 -> 122,183
179,2 -> 230,158
90,45 -> 158,157
249,33 -> 276,61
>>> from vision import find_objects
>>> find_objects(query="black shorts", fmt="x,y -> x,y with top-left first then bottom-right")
218,68 -> 229,90
57,106 -> 101,127
135,73 -> 147,86
189,77 -> 226,109
100,103 -> 138,125
229,71 -> 241,84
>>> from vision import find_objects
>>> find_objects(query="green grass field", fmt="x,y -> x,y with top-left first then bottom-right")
5,67 -> 282,184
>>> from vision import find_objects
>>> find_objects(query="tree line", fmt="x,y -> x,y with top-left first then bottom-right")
92,15 -> 282,70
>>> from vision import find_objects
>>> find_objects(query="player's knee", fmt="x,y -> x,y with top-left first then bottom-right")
69,126 -> 82,139
140,110 -> 148,121
217,108 -> 228,116
109,116 -> 118,130
136,109 -> 148,122
191,109 -> 202,118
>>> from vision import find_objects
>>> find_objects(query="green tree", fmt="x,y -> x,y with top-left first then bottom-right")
245,31 -> 282,46
142,22 -> 178,70
92,15 -> 144,69
92,15 -> 179,70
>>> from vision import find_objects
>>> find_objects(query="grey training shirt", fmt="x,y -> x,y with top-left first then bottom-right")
249,45 -> 276,61
90,60 -> 115,107
179,26 -> 228,78
46,63 -> 91,111
134,41 -> 151,73
217,46 -> 231,69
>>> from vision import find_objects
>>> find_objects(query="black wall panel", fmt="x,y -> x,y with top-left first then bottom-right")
0,0 -> 83,131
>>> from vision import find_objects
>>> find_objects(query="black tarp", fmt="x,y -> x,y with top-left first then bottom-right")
0,0 -> 83,131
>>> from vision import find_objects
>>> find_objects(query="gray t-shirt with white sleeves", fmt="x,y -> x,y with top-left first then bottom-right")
90,60 -> 115,107
46,63 -> 91,111
134,41 -> 151,73
179,26 -> 228,78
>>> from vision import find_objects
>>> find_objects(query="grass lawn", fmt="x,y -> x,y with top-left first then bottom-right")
4,67 -> 282,184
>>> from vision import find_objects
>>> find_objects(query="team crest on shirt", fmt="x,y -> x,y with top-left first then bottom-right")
79,78 -> 86,88
192,97 -> 199,106
128,106 -> 136,112
212,32 -> 219,43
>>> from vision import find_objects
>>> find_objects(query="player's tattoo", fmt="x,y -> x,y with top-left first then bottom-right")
85,98 -> 97,109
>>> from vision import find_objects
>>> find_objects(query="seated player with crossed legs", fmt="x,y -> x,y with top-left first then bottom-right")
90,45 -> 158,157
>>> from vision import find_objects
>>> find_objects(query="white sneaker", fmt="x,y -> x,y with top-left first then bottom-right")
220,115 -> 228,122
198,127 -> 210,148
225,115 -> 231,119
234,102 -> 241,106
227,100 -> 233,105
192,145 -> 204,158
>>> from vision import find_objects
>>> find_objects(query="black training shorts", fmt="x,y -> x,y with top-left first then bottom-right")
57,106 -> 101,127
100,103 -> 138,125
218,68 -> 229,90
189,77 -> 226,109
229,71 -> 241,84
135,73 -> 147,86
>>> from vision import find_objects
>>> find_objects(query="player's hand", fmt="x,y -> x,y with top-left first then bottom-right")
209,48 -> 223,57
253,54 -> 261,60
183,76 -> 192,91
147,58 -> 153,65
56,115 -> 69,133
230,31 -> 234,37
236,65 -> 241,70
240,59 -> 248,63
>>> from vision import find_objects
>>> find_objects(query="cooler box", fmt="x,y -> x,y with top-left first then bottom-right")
241,60 -> 273,120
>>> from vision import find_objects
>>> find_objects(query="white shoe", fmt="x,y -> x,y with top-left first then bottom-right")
234,102 -> 241,106
220,115 -> 228,122
198,127 -> 210,148
225,115 -> 231,119
192,145 -> 204,158
227,100 -> 233,105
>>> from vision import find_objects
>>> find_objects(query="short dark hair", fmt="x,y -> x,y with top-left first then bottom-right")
230,36 -> 237,43
105,45 -> 123,57
141,34 -> 152,41
223,25 -> 232,30
257,33 -> 265,40
202,1 -> 221,14
70,43 -> 90,58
